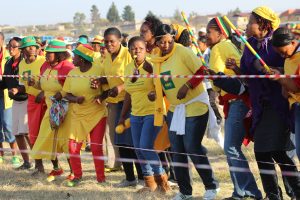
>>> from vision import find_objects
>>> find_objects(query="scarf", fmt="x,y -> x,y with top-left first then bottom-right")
150,43 -> 178,126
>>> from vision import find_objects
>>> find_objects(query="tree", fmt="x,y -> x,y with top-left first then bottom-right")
173,9 -> 182,22
147,11 -> 155,17
90,5 -> 100,24
227,7 -> 241,16
188,11 -> 198,21
107,2 -> 121,23
122,5 -> 135,22
73,12 -> 86,27
73,12 -> 86,35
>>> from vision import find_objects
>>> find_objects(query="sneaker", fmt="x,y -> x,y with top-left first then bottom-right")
203,188 -> 220,200
66,173 -> 75,181
168,180 -> 178,189
135,179 -> 144,190
47,168 -> 64,182
114,179 -> 137,188
67,178 -> 81,187
0,156 -> 3,164
11,156 -> 21,168
16,162 -> 32,170
172,192 -> 193,200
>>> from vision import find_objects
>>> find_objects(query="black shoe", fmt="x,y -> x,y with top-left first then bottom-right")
85,144 -> 91,152
15,162 -> 32,170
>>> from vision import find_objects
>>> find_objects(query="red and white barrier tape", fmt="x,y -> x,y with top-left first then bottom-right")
1,74 -> 300,79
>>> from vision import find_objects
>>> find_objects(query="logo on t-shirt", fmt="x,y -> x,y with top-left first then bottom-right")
160,71 -> 175,90
22,70 -> 31,81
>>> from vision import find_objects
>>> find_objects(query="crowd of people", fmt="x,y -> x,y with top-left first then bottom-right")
0,5 -> 300,200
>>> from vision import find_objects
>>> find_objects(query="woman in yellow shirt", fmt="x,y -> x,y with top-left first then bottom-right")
118,36 -> 170,192
140,14 -> 162,56
63,44 -> 107,187
272,27 -> 300,161
17,36 -> 47,175
29,40 -> 75,181
92,27 -> 143,187
152,24 -> 219,200
206,17 -> 262,199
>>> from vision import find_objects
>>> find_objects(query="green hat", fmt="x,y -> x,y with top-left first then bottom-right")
77,37 -> 88,45
45,40 -> 67,52
20,36 -> 40,49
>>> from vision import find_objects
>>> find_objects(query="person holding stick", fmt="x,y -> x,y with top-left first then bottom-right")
240,6 -> 300,199
205,17 -> 262,200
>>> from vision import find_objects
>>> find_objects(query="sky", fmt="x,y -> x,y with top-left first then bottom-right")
0,0 -> 297,26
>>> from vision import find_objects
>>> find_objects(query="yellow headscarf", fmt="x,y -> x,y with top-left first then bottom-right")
252,6 -> 280,30
171,24 -> 186,42
150,43 -> 178,126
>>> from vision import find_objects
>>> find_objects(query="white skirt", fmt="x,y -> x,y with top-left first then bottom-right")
12,100 -> 29,135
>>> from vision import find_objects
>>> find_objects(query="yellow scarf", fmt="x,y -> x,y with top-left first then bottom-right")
150,43 -> 178,126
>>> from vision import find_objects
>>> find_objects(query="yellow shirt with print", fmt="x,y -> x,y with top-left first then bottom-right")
124,60 -> 155,116
19,56 -> 45,97
284,50 -> 300,106
209,39 -> 241,96
160,44 -> 208,117
1,48 -> 12,109
63,64 -> 107,142
103,45 -> 132,103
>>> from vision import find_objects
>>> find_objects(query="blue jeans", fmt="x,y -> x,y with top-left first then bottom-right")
295,103 -> 300,161
224,100 -> 262,198
130,115 -> 165,176
0,97 -> 14,143
167,111 -> 219,195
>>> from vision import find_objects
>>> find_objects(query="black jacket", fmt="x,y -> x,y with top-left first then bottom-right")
0,57 -> 28,101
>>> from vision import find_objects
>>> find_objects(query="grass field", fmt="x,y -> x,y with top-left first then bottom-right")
0,137 -> 295,200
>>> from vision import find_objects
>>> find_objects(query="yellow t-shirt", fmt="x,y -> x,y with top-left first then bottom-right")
209,39 -> 241,96
124,60 -> 155,116
146,47 -> 161,58
1,48 -> 12,109
103,45 -> 132,103
284,48 -> 300,106
160,44 -> 208,117
63,64 -> 107,142
19,56 -> 45,97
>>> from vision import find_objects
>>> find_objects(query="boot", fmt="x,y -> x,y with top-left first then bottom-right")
154,173 -> 171,193
138,176 -> 157,193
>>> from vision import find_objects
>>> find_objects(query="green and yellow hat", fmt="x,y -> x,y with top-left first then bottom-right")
92,35 -> 105,47
45,40 -> 67,52
73,44 -> 94,63
20,36 -> 40,49
77,36 -> 88,45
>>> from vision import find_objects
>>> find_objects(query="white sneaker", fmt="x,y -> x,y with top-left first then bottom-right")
203,188 -> 220,200
135,179 -> 144,190
172,192 -> 193,200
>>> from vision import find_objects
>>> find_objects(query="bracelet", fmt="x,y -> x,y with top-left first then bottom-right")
185,82 -> 192,89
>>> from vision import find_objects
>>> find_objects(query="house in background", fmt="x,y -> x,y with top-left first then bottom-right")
229,13 -> 250,30
280,9 -> 300,22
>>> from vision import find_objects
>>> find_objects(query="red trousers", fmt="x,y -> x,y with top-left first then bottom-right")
27,95 -> 47,146
69,117 -> 107,182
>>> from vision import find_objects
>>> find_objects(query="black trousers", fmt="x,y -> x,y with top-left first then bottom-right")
119,146 -> 143,181
255,151 -> 300,199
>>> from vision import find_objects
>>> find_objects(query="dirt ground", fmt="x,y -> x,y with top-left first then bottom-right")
0,136 -> 296,200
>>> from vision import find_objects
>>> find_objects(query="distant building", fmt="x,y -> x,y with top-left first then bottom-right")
280,9 -> 300,22
229,13 -> 250,30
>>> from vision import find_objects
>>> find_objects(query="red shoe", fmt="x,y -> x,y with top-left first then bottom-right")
66,173 -> 75,181
47,168 -> 64,182
49,168 -> 64,176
